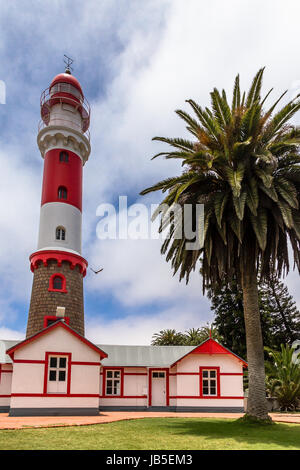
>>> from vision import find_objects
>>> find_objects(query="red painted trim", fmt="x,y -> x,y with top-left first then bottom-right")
30,250 -> 88,277
44,352 -> 72,395
41,149 -> 83,211
102,367 -> 124,398
169,396 -> 244,400
166,369 -> 170,406
48,273 -> 68,293
43,316 -> 70,329
100,371 -> 147,376
169,372 -> 199,376
171,338 -> 248,368
99,396 -> 147,399
12,359 -> 100,367
6,320 -> 107,360
220,373 -> 244,376
0,395 -> 11,398
199,367 -> 220,398
169,371 -> 243,376
13,359 -> 45,364
124,373 -> 148,376
72,361 -> 100,366
11,393 -> 99,398
148,368 -> 169,407
0,370 -> 13,373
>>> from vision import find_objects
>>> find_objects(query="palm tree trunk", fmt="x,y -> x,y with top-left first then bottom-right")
241,262 -> 270,421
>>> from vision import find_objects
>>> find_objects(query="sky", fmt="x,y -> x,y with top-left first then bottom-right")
0,0 -> 300,344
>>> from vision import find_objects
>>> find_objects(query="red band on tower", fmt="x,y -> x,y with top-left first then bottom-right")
41,148 -> 83,211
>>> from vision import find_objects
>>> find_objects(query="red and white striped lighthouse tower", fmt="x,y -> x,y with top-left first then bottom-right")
26,66 -> 91,338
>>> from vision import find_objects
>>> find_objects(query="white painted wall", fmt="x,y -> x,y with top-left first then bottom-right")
10,326 -> 102,411
37,202 -> 82,255
99,354 -> 244,409
0,365 -> 13,408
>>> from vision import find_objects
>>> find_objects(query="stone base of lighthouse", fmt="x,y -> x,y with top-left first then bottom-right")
26,252 -> 87,338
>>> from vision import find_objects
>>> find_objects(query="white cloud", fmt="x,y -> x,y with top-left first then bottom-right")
84,0 -> 300,323
0,327 -> 24,341
86,236 -> 205,307
86,302 -> 213,346
1,0 -> 300,341
0,147 -> 40,304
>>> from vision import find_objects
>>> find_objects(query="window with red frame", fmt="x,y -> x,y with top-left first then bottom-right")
45,318 -> 58,328
47,355 -> 69,394
48,273 -> 67,293
43,316 -> 70,328
202,369 -> 218,396
53,276 -> 62,289
105,369 -> 121,395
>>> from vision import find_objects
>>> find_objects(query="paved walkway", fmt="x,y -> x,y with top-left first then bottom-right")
0,411 -> 299,430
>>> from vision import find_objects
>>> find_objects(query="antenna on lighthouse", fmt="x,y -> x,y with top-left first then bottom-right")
64,55 -> 74,74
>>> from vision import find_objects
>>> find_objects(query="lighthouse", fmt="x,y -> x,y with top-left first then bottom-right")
26,66 -> 91,338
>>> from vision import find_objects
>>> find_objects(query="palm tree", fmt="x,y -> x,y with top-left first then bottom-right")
265,344 -> 300,411
184,326 -> 222,345
141,68 -> 300,421
184,327 -> 207,345
151,329 -> 185,345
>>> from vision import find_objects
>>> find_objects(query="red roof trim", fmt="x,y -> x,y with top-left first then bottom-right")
6,321 -> 108,360
30,250 -> 88,277
170,338 -> 247,368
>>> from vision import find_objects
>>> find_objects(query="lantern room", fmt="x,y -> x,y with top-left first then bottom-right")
40,71 -> 90,134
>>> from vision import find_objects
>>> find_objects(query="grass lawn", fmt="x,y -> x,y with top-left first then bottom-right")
0,418 -> 299,450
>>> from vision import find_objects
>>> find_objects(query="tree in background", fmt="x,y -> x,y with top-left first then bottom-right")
151,325 -> 221,346
151,329 -> 186,345
209,277 -> 300,359
260,275 -> 300,346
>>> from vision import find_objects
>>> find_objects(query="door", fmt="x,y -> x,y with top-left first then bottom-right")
151,371 -> 166,406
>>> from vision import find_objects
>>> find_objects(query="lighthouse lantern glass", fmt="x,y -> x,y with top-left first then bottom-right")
50,82 -> 82,101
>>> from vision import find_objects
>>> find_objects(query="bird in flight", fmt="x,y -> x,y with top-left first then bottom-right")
90,267 -> 104,274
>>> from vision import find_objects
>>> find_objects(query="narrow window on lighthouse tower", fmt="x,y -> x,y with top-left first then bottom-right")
59,151 -> 69,162
53,276 -> 63,290
58,186 -> 67,200
48,273 -> 67,293
56,226 -> 66,241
